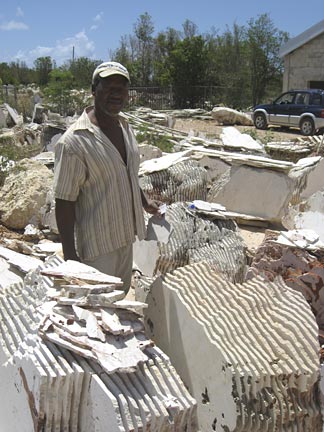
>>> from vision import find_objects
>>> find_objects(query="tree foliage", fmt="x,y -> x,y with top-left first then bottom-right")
169,36 -> 209,107
246,14 -> 288,105
110,12 -> 287,108
132,12 -> 155,85
64,57 -> 100,89
1,12 -> 289,109
43,69 -> 77,115
34,56 -> 53,86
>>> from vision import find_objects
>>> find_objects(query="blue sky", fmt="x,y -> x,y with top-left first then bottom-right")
1,0 -> 323,67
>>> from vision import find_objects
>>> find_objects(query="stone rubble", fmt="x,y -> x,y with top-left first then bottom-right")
0,158 -> 53,230
211,106 -> 254,126
0,256 -> 198,431
246,229 -> 324,339
1,103 -> 324,430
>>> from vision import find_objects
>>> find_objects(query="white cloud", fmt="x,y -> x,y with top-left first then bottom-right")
14,30 -> 96,66
90,12 -> 103,31
16,7 -> 24,17
0,20 -> 28,31
93,12 -> 103,22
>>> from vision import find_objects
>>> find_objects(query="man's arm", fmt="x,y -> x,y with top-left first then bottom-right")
55,198 -> 80,261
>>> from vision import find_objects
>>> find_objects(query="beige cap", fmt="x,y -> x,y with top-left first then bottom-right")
92,61 -> 130,84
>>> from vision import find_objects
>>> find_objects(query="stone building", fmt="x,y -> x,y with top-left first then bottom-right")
280,19 -> 324,92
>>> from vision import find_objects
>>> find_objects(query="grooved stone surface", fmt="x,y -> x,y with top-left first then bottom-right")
145,261 -> 322,431
0,259 -> 198,431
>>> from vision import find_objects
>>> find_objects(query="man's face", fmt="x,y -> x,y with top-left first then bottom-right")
94,75 -> 129,116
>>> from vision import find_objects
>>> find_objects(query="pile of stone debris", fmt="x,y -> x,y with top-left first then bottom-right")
1,102 -> 324,431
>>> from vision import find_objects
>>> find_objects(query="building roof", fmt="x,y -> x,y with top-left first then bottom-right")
279,19 -> 324,58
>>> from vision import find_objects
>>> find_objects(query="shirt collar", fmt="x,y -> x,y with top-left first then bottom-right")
72,106 -> 95,133
73,106 -> 127,133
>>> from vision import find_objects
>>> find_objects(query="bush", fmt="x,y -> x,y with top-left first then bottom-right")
0,137 -> 40,186
136,124 -> 174,152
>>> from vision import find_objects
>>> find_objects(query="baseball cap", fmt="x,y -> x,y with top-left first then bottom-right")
92,61 -> 130,84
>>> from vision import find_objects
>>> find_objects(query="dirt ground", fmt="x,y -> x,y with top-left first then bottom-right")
173,117 -> 305,143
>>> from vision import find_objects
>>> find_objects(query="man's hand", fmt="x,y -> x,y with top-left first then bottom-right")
140,189 -> 164,217
144,199 -> 164,217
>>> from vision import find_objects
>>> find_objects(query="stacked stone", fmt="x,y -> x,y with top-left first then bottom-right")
141,159 -> 208,204
156,202 -> 247,282
0,257 -> 198,431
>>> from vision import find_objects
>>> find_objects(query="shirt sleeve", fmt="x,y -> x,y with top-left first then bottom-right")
53,136 -> 87,201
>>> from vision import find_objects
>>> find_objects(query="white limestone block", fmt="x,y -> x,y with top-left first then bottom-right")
220,126 -> 263,151
298,157 -> 324,199
0,258 -> 198,431
0,257 -> 23,288
40,259 -> 123,286
139,150 -> 193,176
191,153 -> 231,183
211,106 -> 253,126
0,245 -> 42,273
208,165 -> 295,222
145,261 -> 322,431
0,158 -> 53,230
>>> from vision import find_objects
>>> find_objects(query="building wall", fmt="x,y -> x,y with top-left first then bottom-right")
282,32 -> 324,91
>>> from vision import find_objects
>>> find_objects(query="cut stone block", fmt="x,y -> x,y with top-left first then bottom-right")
0,259 -> 198,431
0,257 -> 23,289
191,153 -> 231,183
140,159 -> 208,204
0,245 -> 42,273
145,261 -> 322,431
295,157 -> 324,200
211,106 -> 253,126
220,126 -> 263,152
134,203 -> 247,284
208,165 -> 295,223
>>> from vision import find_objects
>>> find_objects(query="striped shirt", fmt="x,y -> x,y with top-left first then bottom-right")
53,107 -> 146,260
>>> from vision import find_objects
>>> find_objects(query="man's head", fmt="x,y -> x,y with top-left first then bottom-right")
92,61 -> 130,117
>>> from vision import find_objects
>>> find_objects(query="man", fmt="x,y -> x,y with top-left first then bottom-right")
53,61 -> 161,293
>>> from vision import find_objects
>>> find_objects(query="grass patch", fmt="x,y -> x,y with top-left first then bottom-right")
0,139 -> 40,186
241,128 -> 274,144
136,124 -> 174,153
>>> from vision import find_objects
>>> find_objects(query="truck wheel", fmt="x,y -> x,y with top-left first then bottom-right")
300,117 -> 315,136
254,112 -> 267,130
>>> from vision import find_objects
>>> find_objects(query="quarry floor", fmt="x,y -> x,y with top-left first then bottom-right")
173,117 -> 305,143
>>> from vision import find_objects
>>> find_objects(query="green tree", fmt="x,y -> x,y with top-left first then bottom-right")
113,36 -> 132,67
65,57 -> 100,89
207,24 -> 251,108
153,27 -> 180,85
103,12 -> 289,108
169,35 -> 209,107
246,13 -> 288,105
0,62 -> 16,85
10,60 -> 36,85
113,35 -> 140,82
34,56 -> 53,86
133,12 -> 155,85
182,19 -> 198,39
43,69 -> 77,115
